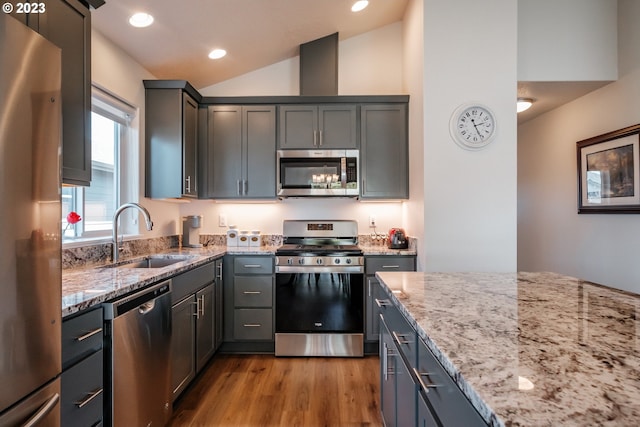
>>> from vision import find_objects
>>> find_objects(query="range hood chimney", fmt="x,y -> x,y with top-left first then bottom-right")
299,33 -> 338,96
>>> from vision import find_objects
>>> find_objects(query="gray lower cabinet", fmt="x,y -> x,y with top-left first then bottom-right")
360,104 -> 408,199
203,105 -> 276,199
278,104 -> 358,149
223,256 -> 274,348
365,255 -> 416,342
170,259 -> 221,401
61,307 -> 103,427
379,287 -> 486,426
145,84 -> 199,198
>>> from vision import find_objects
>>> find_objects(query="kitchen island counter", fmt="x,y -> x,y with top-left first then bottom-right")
62,245 -> 278,317
376,271 -> 640,426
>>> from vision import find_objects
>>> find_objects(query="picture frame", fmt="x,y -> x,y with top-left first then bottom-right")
577,124 -> 640,213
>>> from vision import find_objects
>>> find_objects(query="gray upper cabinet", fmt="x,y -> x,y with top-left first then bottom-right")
145,86 -> 199,198
38,0 -> 92,186
278,105 -> 357,149
204,105 -> 276,199
360,104 -> 409,199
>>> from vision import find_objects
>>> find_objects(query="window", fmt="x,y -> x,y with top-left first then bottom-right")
62,86 -> 138,241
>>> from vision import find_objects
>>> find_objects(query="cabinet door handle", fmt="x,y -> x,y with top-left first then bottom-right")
200,295 -> 206,317
237,180 -> 242,196
319,130 -> 323,146
243,323 -> 262,327
368,279 -> 371,297
313,130 -> 318,146
216,262 -> 223,280
413,368 -> 443,393
243,264 -> 262,268
382,265 -> 400,269
76,327 -> 103,342
392,331 -> 412,345
23,393 -> 60,427
75,388 -> 104,409
243,291 -> 261,294
375,298 -> 391,308
192,299 -> 201,318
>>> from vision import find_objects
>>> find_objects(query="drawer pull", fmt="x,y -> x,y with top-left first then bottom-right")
382,265 -> 400,269
413,368 -> 442,393
243,323 -> 262,327
375,299 -> 391,308
243,264 -> 262,268
76,328 -> 103,342
392,331 -> 412,345
243,291 -> 261,295
75,388 -> 103,409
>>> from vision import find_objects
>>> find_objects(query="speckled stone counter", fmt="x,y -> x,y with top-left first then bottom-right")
375,271 -> 640,427
62,245 -> 278,317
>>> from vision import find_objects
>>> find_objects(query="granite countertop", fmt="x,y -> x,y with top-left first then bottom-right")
359,244 -> 417,256
62,243 -> 415,317
62,245 -> 278,317
375,271 -> 640,427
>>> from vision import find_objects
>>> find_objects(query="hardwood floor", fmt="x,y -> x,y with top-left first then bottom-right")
170,354 -> 383,427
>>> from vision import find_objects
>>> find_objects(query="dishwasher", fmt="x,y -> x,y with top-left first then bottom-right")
103,280 -> 172,427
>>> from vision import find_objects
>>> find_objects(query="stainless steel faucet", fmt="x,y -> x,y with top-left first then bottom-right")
112,202 -> 153,262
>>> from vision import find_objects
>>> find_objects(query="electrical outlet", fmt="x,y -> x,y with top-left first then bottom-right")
219,214 -> 227,227
369,215 -> 376,227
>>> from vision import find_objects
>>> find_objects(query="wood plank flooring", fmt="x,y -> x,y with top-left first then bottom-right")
170,354 -> 383,427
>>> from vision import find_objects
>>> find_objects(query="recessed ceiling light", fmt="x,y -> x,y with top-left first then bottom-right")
517,97 -> 534,113
351,1 -> 369,12
208,49 -> 227,60
129,12 -> 154,28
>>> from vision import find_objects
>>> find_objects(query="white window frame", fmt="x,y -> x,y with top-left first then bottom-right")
62,85 -> 139,246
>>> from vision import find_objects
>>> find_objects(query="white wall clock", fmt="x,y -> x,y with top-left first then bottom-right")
449,103 -> 497,150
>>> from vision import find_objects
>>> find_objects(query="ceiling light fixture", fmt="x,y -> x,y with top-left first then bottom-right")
208,49 -> 227,60
129,12 -> 154,28
351,1 -> 369,12
517,98 -> 534,113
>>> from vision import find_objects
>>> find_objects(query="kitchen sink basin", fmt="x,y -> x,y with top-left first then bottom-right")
108,255 -> 195,269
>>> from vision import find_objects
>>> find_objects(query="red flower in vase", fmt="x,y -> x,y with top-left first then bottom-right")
64,211 -> 82,236
67,211 -> 82,224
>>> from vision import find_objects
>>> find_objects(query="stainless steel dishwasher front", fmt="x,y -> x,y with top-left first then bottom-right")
103,280 -> 172,427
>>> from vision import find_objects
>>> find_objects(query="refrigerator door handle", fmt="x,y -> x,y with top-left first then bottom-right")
23,393 -> 60,427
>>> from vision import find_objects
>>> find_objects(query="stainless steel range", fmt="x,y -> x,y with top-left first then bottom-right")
275,220 -> 364,357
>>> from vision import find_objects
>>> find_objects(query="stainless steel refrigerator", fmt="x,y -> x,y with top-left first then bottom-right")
0,14 -> 62,426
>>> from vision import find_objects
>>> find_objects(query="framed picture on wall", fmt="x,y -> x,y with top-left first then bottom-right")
577,124 -> 640,213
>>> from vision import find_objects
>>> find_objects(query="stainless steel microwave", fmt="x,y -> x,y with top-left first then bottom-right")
277,149 -> 359,197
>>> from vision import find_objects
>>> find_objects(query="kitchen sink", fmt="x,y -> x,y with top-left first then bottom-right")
107,255 -> 196,269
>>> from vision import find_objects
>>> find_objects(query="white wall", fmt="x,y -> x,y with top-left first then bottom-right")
518,1 -> 640,294
421,0 -> 518,272
91,30 -> 181,238
191,23 -> 407,237
402,0 -> 425,269
518,0 -> 617,81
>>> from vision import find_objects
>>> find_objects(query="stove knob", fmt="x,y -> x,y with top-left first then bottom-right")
334,258 -> 341,264
316,258 -> 323,265
287,258 -> 293,265
346,258 -> 352,264
298,258 -> 305,265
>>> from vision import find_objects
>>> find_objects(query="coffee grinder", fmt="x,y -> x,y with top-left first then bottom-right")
182,215 -> 203,247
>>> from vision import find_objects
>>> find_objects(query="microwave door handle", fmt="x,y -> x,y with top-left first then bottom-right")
341,157 -> 347,188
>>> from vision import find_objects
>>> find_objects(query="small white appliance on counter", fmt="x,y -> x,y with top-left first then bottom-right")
182,215 -> 203,247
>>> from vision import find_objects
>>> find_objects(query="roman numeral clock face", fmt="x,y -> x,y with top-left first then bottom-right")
449,104 -> 497,150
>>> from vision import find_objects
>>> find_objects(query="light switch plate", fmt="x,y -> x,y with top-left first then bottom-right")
219,214 -> 227,227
